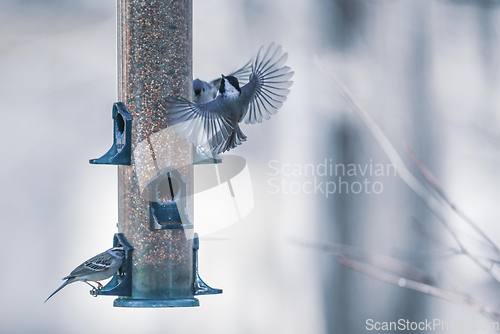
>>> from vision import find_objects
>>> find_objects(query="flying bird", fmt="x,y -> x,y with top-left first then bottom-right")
45,246 -> 125,303
165,43 -> 294,155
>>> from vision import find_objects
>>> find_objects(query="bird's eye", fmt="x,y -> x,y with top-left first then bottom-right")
202,88 -> 205,92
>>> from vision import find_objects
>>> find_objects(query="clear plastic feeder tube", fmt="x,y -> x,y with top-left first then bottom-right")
115,0 -> 196,307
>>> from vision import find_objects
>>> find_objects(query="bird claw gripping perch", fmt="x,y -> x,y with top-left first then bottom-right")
90,287 -> 100,297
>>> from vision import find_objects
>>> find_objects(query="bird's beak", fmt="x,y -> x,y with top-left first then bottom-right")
221,74 -> 225,79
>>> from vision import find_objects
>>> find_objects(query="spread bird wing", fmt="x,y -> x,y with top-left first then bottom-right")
241,43 -> 294,124
163,98 -> 235,155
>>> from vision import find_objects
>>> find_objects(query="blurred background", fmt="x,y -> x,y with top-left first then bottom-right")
1,0 -> 500,333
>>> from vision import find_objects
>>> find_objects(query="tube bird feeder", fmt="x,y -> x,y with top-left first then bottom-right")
90,0 -> 221,307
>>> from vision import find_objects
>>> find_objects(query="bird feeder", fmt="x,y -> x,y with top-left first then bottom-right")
90,0 -> 220,307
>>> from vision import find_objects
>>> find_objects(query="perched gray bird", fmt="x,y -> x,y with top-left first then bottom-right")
165,43 -> 294,155
193,60 -> 252,103
45,246 -> 125,303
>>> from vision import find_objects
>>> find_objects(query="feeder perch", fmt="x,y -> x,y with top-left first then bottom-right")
98,233 -> 134,297
90,102 -> 132,165
193,233 -> 222,295
194,146 -> 221,165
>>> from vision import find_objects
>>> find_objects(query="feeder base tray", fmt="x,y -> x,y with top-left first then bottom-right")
113,297 -> 199,308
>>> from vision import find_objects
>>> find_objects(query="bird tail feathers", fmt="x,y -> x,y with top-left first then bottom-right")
216,125 -> 247,154
44,277 -> 76,303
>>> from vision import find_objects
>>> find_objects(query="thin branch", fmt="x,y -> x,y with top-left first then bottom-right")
287,238 -> 431,284
338,255 -> 500,320
405,145 -> 500,257
288,237 -> 500,321
315,56 -> 500,282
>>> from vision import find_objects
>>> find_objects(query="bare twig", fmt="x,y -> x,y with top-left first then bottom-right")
289,237 -> 500,320
315,56 -> 500,282
338,255 -> 500,320
287,238 -> 431,285
405,145 -> 500,257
